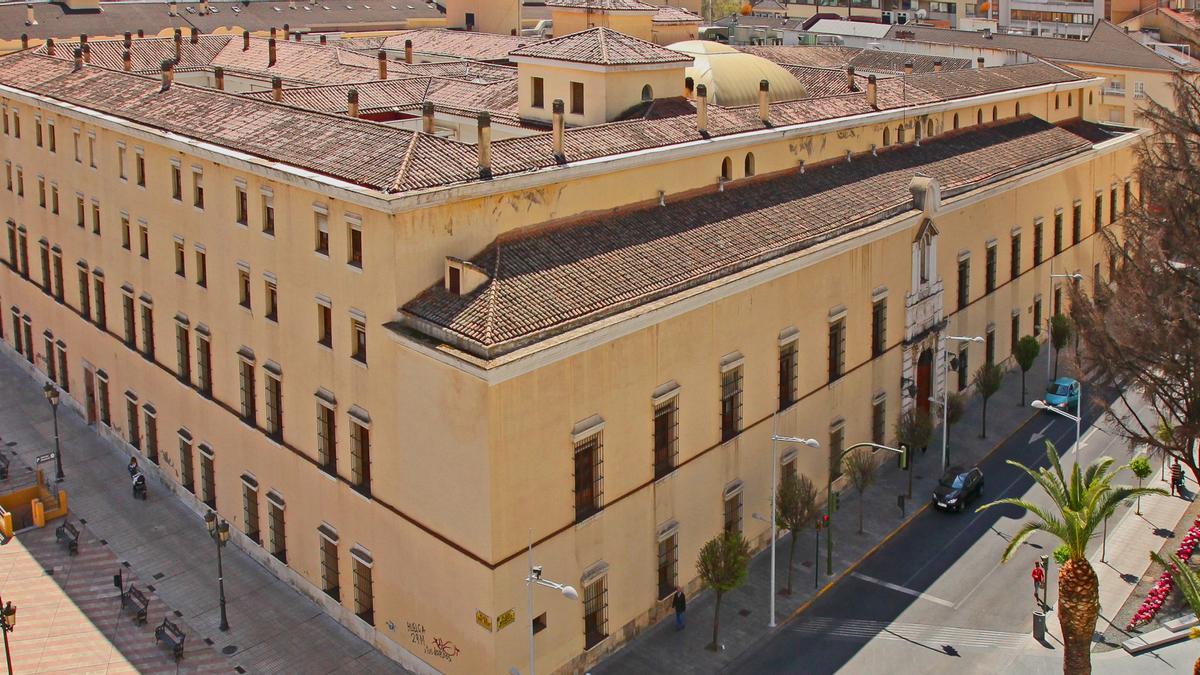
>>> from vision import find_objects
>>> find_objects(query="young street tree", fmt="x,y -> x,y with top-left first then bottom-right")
696,531 -> 751,651
978,444 -> 1163,675
895,407 -> 933,496
1050,314 -> 1073,379
945,391 -> 966,438
1069,76 -> 1200,486
973,363 -> 1003,438
842,447 -> 879,534
1014,335 -> 1041,406
1129,454 -> 1153,515
774,471 -> 818,595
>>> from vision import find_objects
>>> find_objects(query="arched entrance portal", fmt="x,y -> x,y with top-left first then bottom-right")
916,349 -> 933,414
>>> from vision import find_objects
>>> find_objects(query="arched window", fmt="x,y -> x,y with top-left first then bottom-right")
641,84 -> 654,102
721,156 -> 732,181
926,119 -> 934,137
953,113 -> 959,130
977,110 -> 983,125
897,125 -> 905,143
883,127 -> 891,146
744,152 -> 755,177
1015,102 -> 1021,116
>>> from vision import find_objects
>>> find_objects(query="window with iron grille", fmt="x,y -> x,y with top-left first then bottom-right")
56,342 -> 68,391
197,333 -> 212,395
351,317 -> 367,364
1053,212 -> 1063,255
266,372 -> 283,440
239,359 -> 256,423
144,408 -> 158,464
871,396 -> 886,446
779,340 -> 798,409
176,324 -> 191,382
957,347 -> 969,391
52,252 -> 63,301
721,366 -> 743,440
321,536 -> 340,600
39,240 -> 50,289
828,318 -> 846,382
352,557 -> 374,625
243,483 -> 260,543
351,419 -> 371,495
1033,220 -> 1044,265
653,398 -> 677,480
985,244 -> 997,293
871,299 -> 887,357
1072,203 -> 1082,244
122,293 -> 135,346
1109,188 -> 1117,224
829,424 -> 844,481
179,436 -> 194,493
235,185 -> 248,225
1094,193 -> 1102,232
126,397 -> 141,449
583,576 -> 608,649
723,488 -> 743,534
78,267 -> 91,319
1124,181 -> 1132,211
140,303 -> 154,359
574,432 -> 602,522
268,499 -> 286,563
1033,297 -> 1043,338
956,258 -> 970,309
97,376 -> 111,425
318,403 -> 337,473
657,532 -> 678,600
200,450 -> 216,508
1010,232 -> 1021,280
44,333 -> 56,381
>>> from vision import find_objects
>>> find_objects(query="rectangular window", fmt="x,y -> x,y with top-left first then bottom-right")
872,395 -> 886,446
179,435 -> 194,493
51,250 -> 63,301
957,346 -> 969,391
1053,211 -> 1063,255
239,358 -> 257,423
34,118 -> 42,147
1011,312 -> 1020,355
91,201 -> 100,235
235,185 -> 248,225
583,576 -> 608,649
575,431 -> 603,522
351,418 -> 371,495
176,322 -> 191,382
78,267 -> 91,318
4,161 -> 10,191
50,184 -> 58,213
314,208 -> 329,255
140,302 -> 155,359
266,371 -> 283,440
122,292 -> 136,346
39,241 -> 50,290
828,318 -> 846,382
93,274 -> 106,327
1033,297 -> 1043,338
985,244 -> 997,293
97,374 -> 111,425
17,230 -> 27,280
1124,181 -> 1133,211
871,298 -> 887,357
265,279 -> 278,322
653,396 -> 678,479
721,365 -> 743,440
348,220 -> 363,269
1110,187 -> 1118,224
199,448 -> 215,508
192,168 -> 204,209
238,268 -> 251,309
138,222 -> 149,259
174,240 -> 185,276
73,130 -> 80,162
144,407 -> 158,463
829,423 -> 844,480
171,163 -> 182,200
268,498 -> 286,562
352,556 -> 374,626
723,486 -> 743,534
55,342 -> 68,390
117,144 -> 126,180
242,482 -> 260,543
318,301 -> 333,347
15,168 -> 22,197
1072,202 -> 1082,245
47,120 -> 55,152
570,82 -> 585,115
135,150 -> 145,187
126,396 -> 141,449
778,340 -> 798,410
351,317 -> 367,364
197,332 -> 212,395
1094,193 -> 1103,232
1010,232 -> 1021,280
1033,220 -> 1044,265
318,403 -> 337,472
1054,287 -> 1063,317
11,111 -> 18,138
87,133 -> 95,168
262,191 -> 275,235
121,215 -> 131,250
195,247 -> 207,288
76,195 -> 85,228
37,176 -> 45,207
532,77 -> 545,108
321,536 -> 340,600
957,257 -> 970,309
657,531 -> 678,600
44,334 -> 56,382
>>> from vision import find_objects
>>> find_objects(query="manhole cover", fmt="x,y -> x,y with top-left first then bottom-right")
153,572 -> 165,580
222,646 -> 238,655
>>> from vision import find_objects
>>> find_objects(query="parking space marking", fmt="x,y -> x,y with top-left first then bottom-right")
850,572 -> 956,608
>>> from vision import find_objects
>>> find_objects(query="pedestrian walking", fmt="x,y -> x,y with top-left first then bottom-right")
1171,461 -> 1185,497
127,456 -> 139,477
1031,561 -> 1046,606
672,586 -> 686,631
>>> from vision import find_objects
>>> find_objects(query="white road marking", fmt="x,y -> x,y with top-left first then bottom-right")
1028,421 -> 1054,445
850,572 -> 956,608
791,617 -> 1029,650
1078,426 -> 1099,449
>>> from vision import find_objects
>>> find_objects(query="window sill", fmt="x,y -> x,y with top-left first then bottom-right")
317,342 -> 333,353
347,263 -> 363,274
262,231 -> 275,240
351,357 -> 367,370
653,468 -> 676,485
351,485 -> 372,502
584,635 -> 610,652
575,508 -> 603,528
320,467 -> 338,482
314,251 -> 330,260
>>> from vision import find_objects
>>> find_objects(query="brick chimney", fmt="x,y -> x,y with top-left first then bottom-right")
161,59 -> 174,91
191,27 -> 199,45
283,24 -> 291,41
201,0 -> 209,14
696,84 -> 708,136
25,3 -> 36,27
404,39 -> 414,64
272,76 -> 283,101
269,38 -> 277,67
72,47 -> 82,71
124,31 -> 132,50
243,30 -> 250,51
20,34 -> 27,51
80,33 -> 88,46
378,50 -> 387,80
169,0 -> 177,16
422,102 -> 435,134
758,79 -> 770,127
976,57 -> 985,70
552,99 -> 565,162
122,49 -> 131,71
867,74 -> 877,109
138,29 -> 145,38
82,44 -> 91,64
45,38 -> 54,57
347,88 -> 359,118
684,76 -> 694,99
934,60 -> 942,72
173,28 -> 182,62
271,27 -> 277,40
477,113 -> 492,179
903,61 -> 913,75
319,34 -> 327,45
214,66 -> 224,90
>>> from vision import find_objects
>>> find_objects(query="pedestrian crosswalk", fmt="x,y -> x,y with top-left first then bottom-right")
790,616 -> 1031,650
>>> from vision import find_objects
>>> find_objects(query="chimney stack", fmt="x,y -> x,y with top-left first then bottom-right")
377,50 -> 387,80
284,24 -> 290,41
161,59 -> 174,91
122,49 -> 131,71
404,39 -> 413,64
269,38 -> 277,67
696,84 -> 708,136
933,60 -> 942,72
271,76 -> 283,101
347,89 -> 359,118
20,34 -> 28,51
903,61 -> 913,75
846,65 -> 856,91
173,28 -> 182,62
551,99 -> 565,162
201,0 -> 209,14
72,47 -> 83,71
290,0 -> 296,8
82,44 -> 91,64
169,0 -> 177,16
684,75 -> 694,99
214,66 -> 224,90
866,74 -> 877,109
80,33 -> 88,46
320,34 -> 327,45
25,3 -> 36,27
477,113 -> 492,179
124,31 -> 132,50
243,30 -> 250,51
191,27 -> 199,44
45,38 -> 54,57
758,79 -> 771,127
422,101 -> 435,133
976,57 -> 985,70
271,27 -> 277,40
138,29 -> 145,38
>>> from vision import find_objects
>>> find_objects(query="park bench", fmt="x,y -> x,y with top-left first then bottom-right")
154,617 -> 186,661
121,584 -> 149,625
0,452 -> 9,479
55,520 -> 79,555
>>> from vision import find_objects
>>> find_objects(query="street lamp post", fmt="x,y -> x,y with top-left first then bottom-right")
1,596 -> 15,675
1045,272 -> 1083,382
524,531 -> 578,675
42,382 -> 63,482
940,335 -> 983,471
768,421 -> 820,628
204,511 -> 231,632
1032,389 -> 1082,465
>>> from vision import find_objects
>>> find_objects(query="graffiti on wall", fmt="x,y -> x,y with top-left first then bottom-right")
408,622 -> 462,663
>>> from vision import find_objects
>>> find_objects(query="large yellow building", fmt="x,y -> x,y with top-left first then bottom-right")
0,22 -> 1138,675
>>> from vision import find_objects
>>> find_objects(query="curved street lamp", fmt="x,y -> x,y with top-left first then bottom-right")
204,511 -> 231,632
940,335 -> 983,470
768,423 -> 819,627
1032,395 -> 1082,465
42,382 -> 63,482
1,597 -> 16,675
524,531 -> 577,675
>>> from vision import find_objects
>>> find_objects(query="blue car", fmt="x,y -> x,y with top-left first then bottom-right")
1044,377 -> 1081,414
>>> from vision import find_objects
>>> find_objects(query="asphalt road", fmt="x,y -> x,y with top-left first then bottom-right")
730,390 -> 1160,675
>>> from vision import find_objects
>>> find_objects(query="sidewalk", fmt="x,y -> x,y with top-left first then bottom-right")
0,348 -> 405,673
594,350 -> 1057,674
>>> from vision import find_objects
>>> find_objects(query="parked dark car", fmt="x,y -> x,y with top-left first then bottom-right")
932,466 -> 984,512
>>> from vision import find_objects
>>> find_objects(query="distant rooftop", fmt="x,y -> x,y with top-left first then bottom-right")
740,45 -> 974,76
377,29 -> 536,63
545,0 -> 658,10
509,27 -> 693,66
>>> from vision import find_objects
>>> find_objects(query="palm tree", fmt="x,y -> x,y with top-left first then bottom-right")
1148,551 -> 1200,675
977,443 -> 1165,675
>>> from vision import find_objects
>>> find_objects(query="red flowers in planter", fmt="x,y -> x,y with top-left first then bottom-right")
1127,516 -> 1200,630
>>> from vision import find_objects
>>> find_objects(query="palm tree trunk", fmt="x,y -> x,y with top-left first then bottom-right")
785,531 -> 797,595
1058,558 -> 1099,675
710,590 -> 723,650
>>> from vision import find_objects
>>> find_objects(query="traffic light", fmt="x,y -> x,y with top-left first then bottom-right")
899,444 -> 909,470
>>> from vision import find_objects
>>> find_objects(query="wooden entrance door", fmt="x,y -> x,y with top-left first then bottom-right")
917,349 -> 933,414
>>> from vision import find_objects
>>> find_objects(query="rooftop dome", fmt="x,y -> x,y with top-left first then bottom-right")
668,40 -> 806,106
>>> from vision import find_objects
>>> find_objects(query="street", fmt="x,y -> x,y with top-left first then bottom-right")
730,389 -> 1190,675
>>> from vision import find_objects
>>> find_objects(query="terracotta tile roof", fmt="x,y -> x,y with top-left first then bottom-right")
388,60 -> 516,82
508,27 -> 693,65
740,45 -> 858,69
379,29 -> 535,63
400,118 -> 1104,357
740,45 -> 973,75
545,0 -> 658,10
652,6 -> 703,24
782,65 -> 869,98
41,34 -> 233,73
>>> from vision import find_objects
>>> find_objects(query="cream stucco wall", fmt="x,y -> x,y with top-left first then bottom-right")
516,61 -> 686,125
551,8 -> 655,41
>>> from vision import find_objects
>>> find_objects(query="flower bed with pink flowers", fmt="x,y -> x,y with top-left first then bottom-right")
1127,514 -> 1200,630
